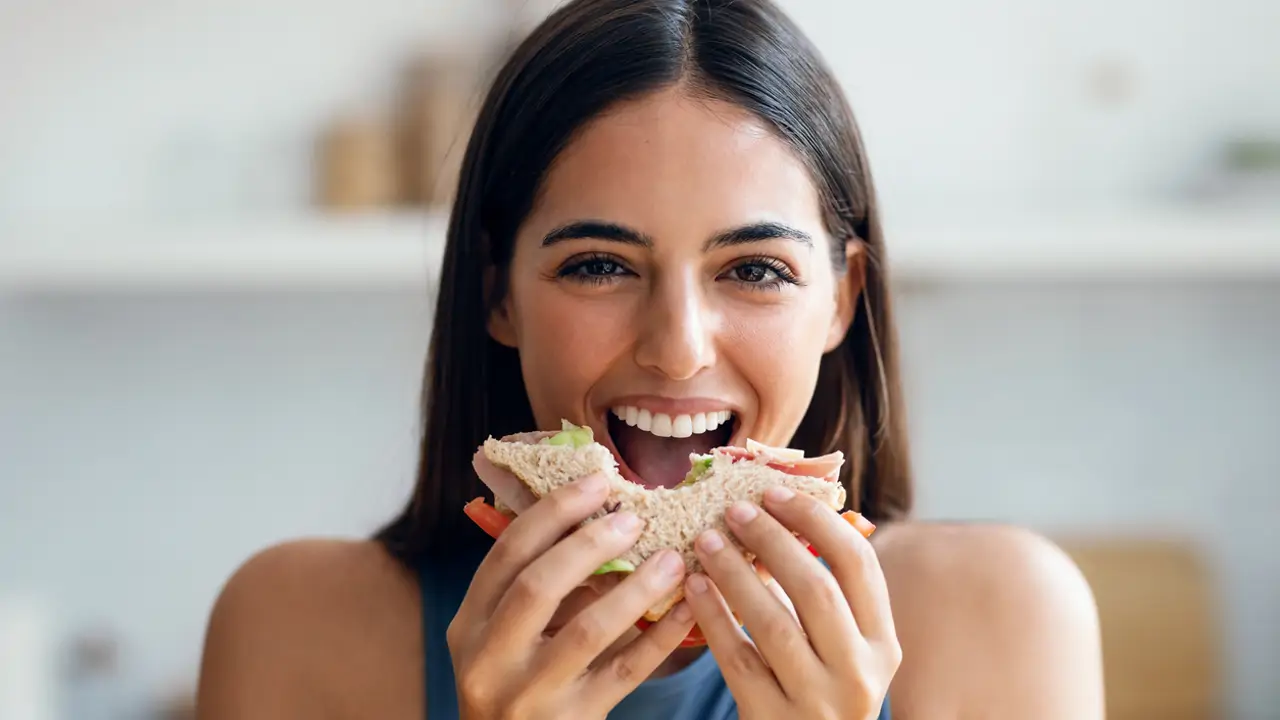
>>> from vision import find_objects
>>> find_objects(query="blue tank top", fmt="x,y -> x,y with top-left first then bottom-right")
418,550 -> 891,719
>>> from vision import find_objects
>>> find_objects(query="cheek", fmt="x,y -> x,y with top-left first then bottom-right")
723,292 -> 835,422
511,284 -> 634,422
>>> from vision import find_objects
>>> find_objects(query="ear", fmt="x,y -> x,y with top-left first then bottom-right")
485,265 -> 519,348
825,241 -> 865,353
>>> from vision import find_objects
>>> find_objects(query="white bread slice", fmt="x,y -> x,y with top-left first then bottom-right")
481,436 -> 846,621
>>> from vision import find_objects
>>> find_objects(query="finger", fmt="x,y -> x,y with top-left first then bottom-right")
752,561 -> 797,621
724,500 -> 860,664
487,510 -> 645,645
539,550 -> 686,681
588,598 -> 698,707
761,565 -> 800,622
463,473 -> 611,621
682,573 -> 777,706
543,586 -> 609,639
763,487 -> 896,642
693,527 -> 817,690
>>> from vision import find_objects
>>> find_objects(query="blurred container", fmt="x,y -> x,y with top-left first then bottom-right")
398,55 -> 484,209
1189,136 -> 1280,208
317,114 -> 401,211
0,597 -> 57,720
1220,138 -> 1280,201
63,627 -> 126,720
1061,537 -> 1221,720
153,688 -> 195,720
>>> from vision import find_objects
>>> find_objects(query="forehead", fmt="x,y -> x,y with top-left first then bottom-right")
525,88 -> 825,239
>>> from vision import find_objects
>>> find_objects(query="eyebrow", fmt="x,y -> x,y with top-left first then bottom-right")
704,221 -> 813,251
541,221 -> 652,247
540,220 -> 813,250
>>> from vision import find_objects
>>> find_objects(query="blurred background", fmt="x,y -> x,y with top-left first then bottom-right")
1,0 -> 1277,717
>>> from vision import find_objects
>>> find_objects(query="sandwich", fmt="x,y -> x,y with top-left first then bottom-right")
465,421 -> 873,644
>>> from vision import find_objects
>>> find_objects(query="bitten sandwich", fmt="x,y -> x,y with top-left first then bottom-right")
465,421 -> 867,630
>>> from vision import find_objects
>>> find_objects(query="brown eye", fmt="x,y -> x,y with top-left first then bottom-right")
722,257 -> 799,290
581,259 -> 624,276
556,253 -> 635,286
733,264 -> 772,283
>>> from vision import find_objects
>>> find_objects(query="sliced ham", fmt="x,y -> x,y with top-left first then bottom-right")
775,452 -> 845,481
715,445 -> 844,481
472,448 -> 539,514
717,446 -> 756,463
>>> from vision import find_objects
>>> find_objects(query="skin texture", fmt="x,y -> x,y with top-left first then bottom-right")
684,488 -> 900,719
487,88 -> 856,452
446,475 -> 698,719
197,89 -> 1104,719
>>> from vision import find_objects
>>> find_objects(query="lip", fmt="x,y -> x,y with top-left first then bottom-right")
602,395 -> 740,417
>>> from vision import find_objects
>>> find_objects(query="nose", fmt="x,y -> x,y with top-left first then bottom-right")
633,270 -> 717,381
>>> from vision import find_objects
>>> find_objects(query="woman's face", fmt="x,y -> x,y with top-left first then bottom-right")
490,88 -> 858,489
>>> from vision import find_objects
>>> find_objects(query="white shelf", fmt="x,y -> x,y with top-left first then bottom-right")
1,208 -> 1277,293
885,207 -> 1280,282
0,212 -> 449,293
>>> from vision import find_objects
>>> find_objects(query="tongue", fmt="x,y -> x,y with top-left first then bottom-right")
611,418 -> 726,488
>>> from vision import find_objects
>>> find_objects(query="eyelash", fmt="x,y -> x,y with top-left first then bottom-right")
555,253 -> 801,290
725,255 -> 802,291
555,253 -> 634,286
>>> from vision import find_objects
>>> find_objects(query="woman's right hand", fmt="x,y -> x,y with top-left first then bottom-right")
447,473 -> 694,719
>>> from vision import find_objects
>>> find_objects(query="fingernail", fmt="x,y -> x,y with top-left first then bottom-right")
578,472 -> 607,494
672,602 -> 693,623
657,550 -> 685,578
764,486 -> 795,503
686,574 -> 709,596
697,529 -> 725,554
609,512 -> 641,532
726,501 -> 758,524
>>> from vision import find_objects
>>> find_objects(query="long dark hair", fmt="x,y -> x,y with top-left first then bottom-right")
377,0 -> 913,563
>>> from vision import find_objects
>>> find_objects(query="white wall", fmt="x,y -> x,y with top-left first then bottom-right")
786,0 -> 1280,212
0,292 -> 434,716
1,0 -> 1277,225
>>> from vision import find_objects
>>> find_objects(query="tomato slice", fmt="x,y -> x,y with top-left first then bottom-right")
633,618 -> 708,648
841,510 -> 876,538
680,624 -> 707,647
464,498 -> 512,540
799,512 -> 874,559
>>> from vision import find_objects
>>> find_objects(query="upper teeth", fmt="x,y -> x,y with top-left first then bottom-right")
611,406 -> 733,438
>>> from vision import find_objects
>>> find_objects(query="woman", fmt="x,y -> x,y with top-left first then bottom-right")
197,1 -> 1104,718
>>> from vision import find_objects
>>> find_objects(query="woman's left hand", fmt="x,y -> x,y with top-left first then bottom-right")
683,486 -> 901,720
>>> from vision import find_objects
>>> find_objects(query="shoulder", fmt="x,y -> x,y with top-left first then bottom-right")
197,538 -> 424,719
872,522 -> 1104,719
872,522 -> 1097,613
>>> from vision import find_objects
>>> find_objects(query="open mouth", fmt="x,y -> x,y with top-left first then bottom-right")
604,406 -> 736,489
